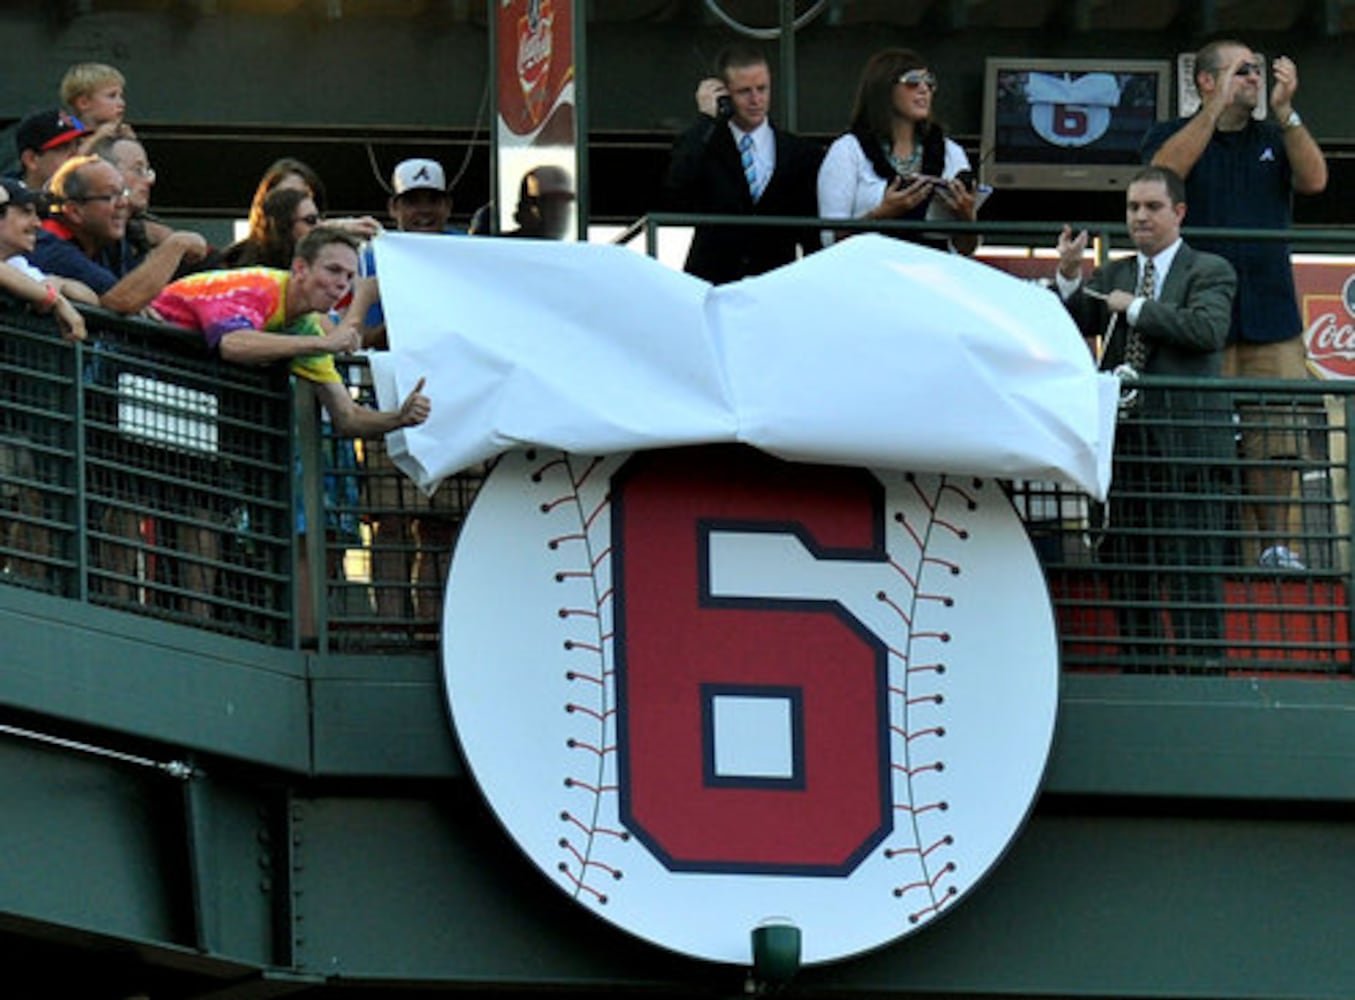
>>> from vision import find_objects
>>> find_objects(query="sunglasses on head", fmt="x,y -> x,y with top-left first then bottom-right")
897,70 -> 937,90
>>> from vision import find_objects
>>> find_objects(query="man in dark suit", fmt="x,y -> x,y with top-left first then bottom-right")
1056,165 -> 1237,669
663,44 -> 823,285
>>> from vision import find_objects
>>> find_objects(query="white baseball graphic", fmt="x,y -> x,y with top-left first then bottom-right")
444,447 -> 1058,966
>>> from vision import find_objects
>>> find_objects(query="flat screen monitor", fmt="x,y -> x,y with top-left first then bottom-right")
980,57 -> 1172,191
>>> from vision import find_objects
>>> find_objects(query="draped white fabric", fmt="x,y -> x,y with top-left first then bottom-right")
369,233 -> 1117,499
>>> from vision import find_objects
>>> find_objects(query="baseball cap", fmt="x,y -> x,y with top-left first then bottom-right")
0,178 -> 40,209
391,158 -> 447,197
16,109 -> 88,156
521,165 -> 576,200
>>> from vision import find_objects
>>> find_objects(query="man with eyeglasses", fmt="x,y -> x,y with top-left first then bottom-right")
91,136 -> 163,252
91,134 -> 219,277
29,154 -> 208,314
1144,40 -> 1328,572
663,43 -> 823,285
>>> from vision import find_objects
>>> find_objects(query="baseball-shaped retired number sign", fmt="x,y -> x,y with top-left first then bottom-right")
444,445 -> 1058,966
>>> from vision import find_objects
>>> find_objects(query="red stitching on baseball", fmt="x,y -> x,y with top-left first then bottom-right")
895,801 -> 948,816
559,606 -> 600,620
564,703 -> 613,722
905,726 -> 946,743
891,861 -> 956,898
559,838 -> 624,879
884,475 -> 963,923
876,590 -> 914,627
892,761 -> 944,777
908,886 -> 958,923
906,662 -> 945,675
563,777 -> 617,795
536,452 -> 621,905
884,835 -> 953,860
886,558 -> 919,588
566,738 -> 614,757
568,456 -> 606,491
560,811 -> 630,841
910,630 -> 950,642
556,863 -> 609,904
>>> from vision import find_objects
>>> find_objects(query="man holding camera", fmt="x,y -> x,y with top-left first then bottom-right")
663,44 -> 823,285
1144,40 -> 1328,571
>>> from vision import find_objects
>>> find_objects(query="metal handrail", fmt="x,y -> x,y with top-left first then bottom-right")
1,214 -> 1352,674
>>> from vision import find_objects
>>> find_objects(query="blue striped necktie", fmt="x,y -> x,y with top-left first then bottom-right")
739,132 -> 761,200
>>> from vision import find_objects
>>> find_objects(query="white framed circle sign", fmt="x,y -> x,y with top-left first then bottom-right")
443,446 -> 1059,966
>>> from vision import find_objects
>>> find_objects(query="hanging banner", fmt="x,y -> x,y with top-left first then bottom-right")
493,0 -> 581,239
369,234 -> 1117,499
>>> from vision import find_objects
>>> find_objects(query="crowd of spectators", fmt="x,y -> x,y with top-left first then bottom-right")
666,36 -> 1333,661
0,39 -> 1333,652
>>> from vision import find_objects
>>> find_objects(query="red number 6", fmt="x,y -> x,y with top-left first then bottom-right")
612,447 -> 893,875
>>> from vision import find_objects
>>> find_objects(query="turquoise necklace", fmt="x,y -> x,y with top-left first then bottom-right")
885,140 -> 921,176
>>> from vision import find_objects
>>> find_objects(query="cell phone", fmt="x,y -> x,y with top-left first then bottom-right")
716,95 -> 733,120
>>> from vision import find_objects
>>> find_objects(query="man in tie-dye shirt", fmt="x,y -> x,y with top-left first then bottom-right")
151,225 -> 429,434
150,226 -> 429,634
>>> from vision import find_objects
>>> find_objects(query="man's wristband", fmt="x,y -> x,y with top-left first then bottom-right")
37,284 -> 59,313
1281,109 -> 1302,130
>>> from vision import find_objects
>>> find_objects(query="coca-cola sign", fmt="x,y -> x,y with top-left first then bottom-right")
495,0 -> 573,139
516,0 -> 553,129
1298,265 -> 1355,381
1305,309 -> 1355,379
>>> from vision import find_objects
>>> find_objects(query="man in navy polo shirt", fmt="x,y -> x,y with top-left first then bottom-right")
29,154 -> 207,314
1144,39 -> 1328,571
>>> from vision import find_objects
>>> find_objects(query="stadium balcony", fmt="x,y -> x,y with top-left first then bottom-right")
0,220 -> 1351,998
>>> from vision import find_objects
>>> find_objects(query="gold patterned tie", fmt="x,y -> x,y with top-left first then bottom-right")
1123,257 -> 1154,371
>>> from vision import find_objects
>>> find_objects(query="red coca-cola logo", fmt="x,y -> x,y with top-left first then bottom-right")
1304,304 -> 1355,380
517,0 -> 554,128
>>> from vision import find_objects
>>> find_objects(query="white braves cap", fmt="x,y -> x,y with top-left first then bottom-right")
391,158 -> 446,197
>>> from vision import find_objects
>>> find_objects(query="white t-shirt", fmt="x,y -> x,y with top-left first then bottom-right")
4,254 -> 47,282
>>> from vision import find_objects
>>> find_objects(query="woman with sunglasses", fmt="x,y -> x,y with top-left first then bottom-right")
242,157 -> 381,247
818,48 -> 979,254
219,187 -> 319,269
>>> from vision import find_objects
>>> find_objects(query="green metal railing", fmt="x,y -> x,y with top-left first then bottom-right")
617,212 -> 1355,677
0,302 -> 294,642
2,217 -> 1353,675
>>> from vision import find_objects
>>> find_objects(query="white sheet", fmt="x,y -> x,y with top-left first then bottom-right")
369,233 -> 1116,499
